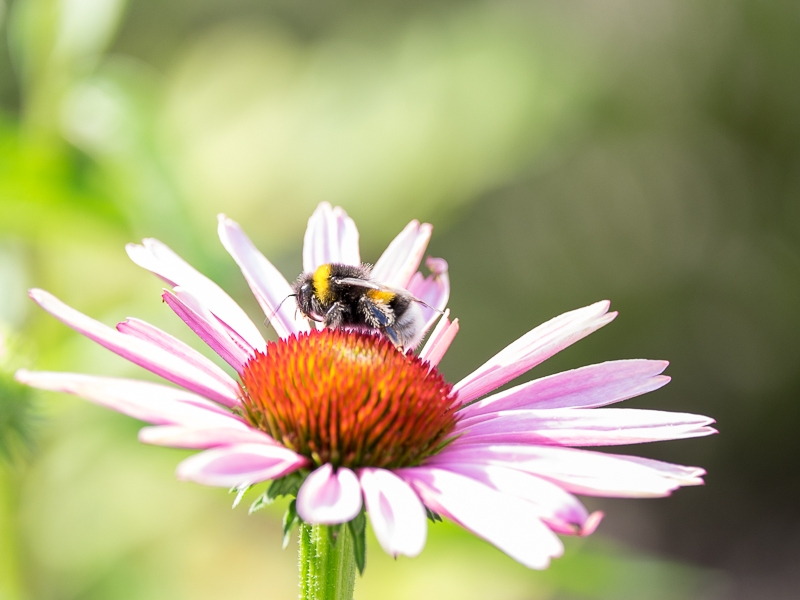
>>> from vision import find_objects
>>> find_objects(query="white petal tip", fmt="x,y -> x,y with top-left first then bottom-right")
13,369 -> 31,384
174,465 -> 192,482
296,465 -> 363,524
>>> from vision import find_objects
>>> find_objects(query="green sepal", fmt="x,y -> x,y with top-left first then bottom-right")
282,500 -> 300,549
425,507 -> 442,523
248,491 -> 273,514
348,509 -> 367,576
230,484 -> 253,508
267,470 -> 305,501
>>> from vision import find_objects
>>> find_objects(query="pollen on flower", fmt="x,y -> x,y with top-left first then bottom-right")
239,329 -> 458,469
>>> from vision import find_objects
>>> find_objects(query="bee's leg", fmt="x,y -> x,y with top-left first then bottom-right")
381,325 -> 404,352
323,302 -> 347,329
359,298 -> 389,328
358,298 -> 403,349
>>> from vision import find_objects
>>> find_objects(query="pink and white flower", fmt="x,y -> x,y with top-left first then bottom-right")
16,202 -> 715,570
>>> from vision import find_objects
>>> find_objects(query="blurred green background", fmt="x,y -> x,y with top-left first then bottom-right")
1,0 -> 799,598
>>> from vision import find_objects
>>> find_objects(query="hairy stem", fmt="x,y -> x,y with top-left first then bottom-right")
298,523 -> 357,600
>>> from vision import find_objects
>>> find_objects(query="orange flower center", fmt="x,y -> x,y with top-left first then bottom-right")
239,329 -> 458,469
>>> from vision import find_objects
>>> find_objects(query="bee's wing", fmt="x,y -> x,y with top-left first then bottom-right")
332,277 -> 387,292
333,277 -> 444,314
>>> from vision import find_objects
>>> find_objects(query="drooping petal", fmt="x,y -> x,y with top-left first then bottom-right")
372,221 -> 432,288
14,370 -> 245,428
176,444 -> 308,488
398,467 -> 564,570
359,468 -> 427,557
453,301 -> 617,405
116,317 -> 240,390
295,464 -> 363,525
302,202 -> 361,273
162,289 -> 251,372
138,425 -> 278,449
28,289 -> 240,407
418,310 -> 459,368
217,215 -> 310,339
435,462 -> 594,536
126,238 -> 267,352
460,360 -> 670,417
172,285 -> 256,360
407,257 -> 450,335
430,444 -> 706,498
454,408 -> 716,446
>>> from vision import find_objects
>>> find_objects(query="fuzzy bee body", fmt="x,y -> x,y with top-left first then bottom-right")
292,263 -> 427,351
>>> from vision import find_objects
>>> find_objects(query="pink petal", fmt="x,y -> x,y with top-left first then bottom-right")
435,462 -> 592,536
453,301 -> 618,404
358,468 -> 427,558
138,425 -> 277,449
398,467 -> 563,569
14,370 -> 245,428
407,257 -> 450,336
295,464 -> 363,525
126,238 -> 267,352
454,408 -> 716,446
430,444 -> 706,498
578,511 -> 605,537
372,221 -> 432,288
171,287 -> 256,361
606,454 -> 707,486
28,289 -> 240,407
176,444 -> 308,488
218,215 -> 309,339
424,257 -> 449,275
460,360 -> 671,417
162,289 -> 251,373
116,317 -> 240,390
302,202 -> 361,273
418,310 -> 459,368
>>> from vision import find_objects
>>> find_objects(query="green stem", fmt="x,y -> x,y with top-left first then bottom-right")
298,523 -> 357,600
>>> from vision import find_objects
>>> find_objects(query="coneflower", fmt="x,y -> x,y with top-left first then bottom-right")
16,203 -> 714,600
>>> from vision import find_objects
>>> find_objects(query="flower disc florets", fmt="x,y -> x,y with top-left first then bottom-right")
239,329 -> 458,469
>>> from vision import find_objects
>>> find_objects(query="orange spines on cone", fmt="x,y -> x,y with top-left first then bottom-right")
239,329 -> 458,469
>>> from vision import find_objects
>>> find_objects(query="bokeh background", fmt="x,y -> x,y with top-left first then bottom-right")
1,0 -> 799,598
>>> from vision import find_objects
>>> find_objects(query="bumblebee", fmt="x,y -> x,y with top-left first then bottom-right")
292,263 -> 434,351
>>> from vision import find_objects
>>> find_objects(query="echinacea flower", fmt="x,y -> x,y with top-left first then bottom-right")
16,202 -> 715,578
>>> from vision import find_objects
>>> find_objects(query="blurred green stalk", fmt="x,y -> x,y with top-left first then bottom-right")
299,523 -> 357,600
0,465 -> 27,600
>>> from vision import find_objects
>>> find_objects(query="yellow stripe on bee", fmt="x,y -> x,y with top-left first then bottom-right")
313,264 -> 335,304
367,289 -> 396,304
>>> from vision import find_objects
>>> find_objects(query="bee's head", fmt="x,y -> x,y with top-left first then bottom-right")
292,272 -> 317,318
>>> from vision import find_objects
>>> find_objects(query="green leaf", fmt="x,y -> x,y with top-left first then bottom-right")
282,500 -> 300,549
348,509 -> 367,576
